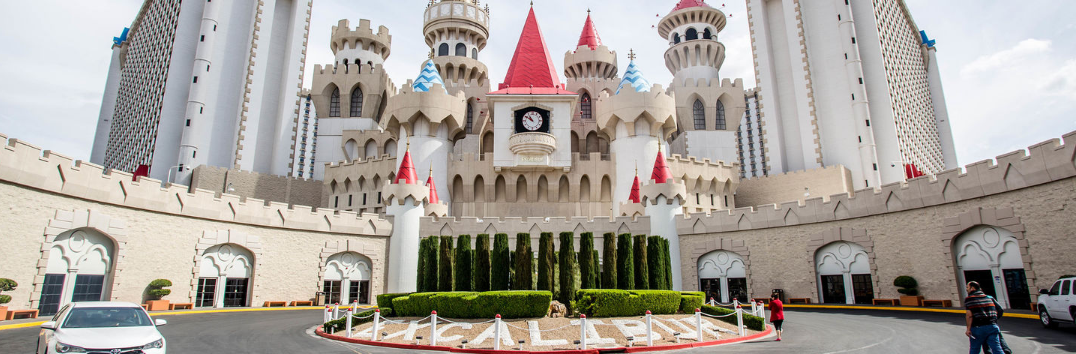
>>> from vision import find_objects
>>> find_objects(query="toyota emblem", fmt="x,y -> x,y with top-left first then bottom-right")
110,349 -> 121,354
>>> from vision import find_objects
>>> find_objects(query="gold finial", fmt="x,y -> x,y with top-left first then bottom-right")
587,8 -> 591,14
627,49 -> 636,61
406,134 -> 411,150
428,49 -> 434,59
530,1 -> 533,6
635,160 -> 638,175
429,162 -> 433,175
657,137 -> 662,153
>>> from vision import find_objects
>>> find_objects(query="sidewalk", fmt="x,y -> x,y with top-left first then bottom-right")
0,305 -> 327,331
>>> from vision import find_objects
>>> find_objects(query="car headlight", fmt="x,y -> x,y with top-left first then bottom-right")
142,338 -> 164,349
55,342 -> 87,353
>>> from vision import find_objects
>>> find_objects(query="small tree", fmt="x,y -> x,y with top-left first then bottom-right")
647,236 -> 667,290
592,250 -> 601,288
474,234 -> 492,292
416,237 -> 428,291
537,233 -> 556,292
492,233 -> 510,290
558,232 -> 578,306
423,236 -> 440,292
579,232 -> 596,289
455,235 -> 474,291
616,233 -> 635,290
633,235 -> 650,290
0,278 -> 18,305
513,233 -> 533,290
439,236 -> 455,291
602,233 -> 617,289
894,276 -> 919,296
148,279 -> 172,300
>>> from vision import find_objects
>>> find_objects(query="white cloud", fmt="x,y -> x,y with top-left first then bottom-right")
1040,59 -> 1076,99
959,38 -> 1051,77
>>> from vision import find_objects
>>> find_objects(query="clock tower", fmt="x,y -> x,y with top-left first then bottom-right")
488,5 -> 576,172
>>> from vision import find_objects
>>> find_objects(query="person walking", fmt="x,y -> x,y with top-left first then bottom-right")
964,281 -> 1005,354
770,293 -> 784,341
982,295 -> 1012,354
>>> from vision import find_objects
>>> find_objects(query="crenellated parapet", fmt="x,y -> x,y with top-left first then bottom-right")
423,0 -> 490,50
564,44 -> 618,80
0,134 -> 392,236
595,84 -> 677,141
310,62 -> 395,120
382,182 -> 430,207
640,179 -> 689,206
330,19 -> 391,60
380,82 -> 466,138
418,214 -> 651,240
669,78 -> 746,132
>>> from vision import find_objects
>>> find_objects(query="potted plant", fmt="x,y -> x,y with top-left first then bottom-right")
894,276 -> 923,306
0,278 -> 17,319
145,279 -> 172,311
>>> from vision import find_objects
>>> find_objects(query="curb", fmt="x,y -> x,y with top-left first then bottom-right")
781,304 -> 1039,319
0,306 -> 331,332
314,324 -> 774,353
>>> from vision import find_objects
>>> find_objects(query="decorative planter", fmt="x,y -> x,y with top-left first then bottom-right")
146,300 -> 171,311
0,305 -> 8,320
899,295 -> 923,306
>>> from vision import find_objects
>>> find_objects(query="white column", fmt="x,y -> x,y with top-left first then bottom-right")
398,124 -> 452,211
60,270 -> 78,308
215,275 -> 226,308
341,278 -> 351,305
720,277 -> 729,303
646,196 -> 684,290
610,135 -> 662,215
386,196 -> 425,293
843,271 -> 855,304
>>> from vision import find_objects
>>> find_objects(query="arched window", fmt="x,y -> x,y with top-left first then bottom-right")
466,103 -> 474,134
686,28 -> 698,41
580,93 -> 592,120
673,33 -> 681,44
472,48 -> 478,59
703,28 -> 712,40
455,43 -> 467,57
329,88 -> 341,117
438,43 -> 449,56
715,100 -> 726,130
342,59 -> 349,73
350,88 -> 363,117
693,99 -> 705,130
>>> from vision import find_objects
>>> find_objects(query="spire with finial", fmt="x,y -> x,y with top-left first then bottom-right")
651,139 -> 672,184
426,163 -> 439,204
616,50 -> 652,94
629,160 -> 641,203
395,136 -> 418,184
577,9 -> 602,50
413,59 -> 447,93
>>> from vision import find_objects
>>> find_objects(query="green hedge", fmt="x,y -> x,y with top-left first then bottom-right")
700,304 -> 765,331
575,289 -> 680,317
376,293 -> 410,314
679,291 -> 704,313
391,291 -> 552,319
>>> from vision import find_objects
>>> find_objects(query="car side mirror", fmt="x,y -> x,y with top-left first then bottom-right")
1039,289 -> 1050,295
40,321 -> 57,330
154,319 -> 168,326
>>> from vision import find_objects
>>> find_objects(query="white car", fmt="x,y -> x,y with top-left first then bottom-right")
37,301 -> 167,354
1037,275 -> 1075,328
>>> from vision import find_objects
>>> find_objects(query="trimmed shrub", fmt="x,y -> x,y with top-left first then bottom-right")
492,234 -> 510,290
558,232 -> 578,306
423,236 -> 440,292
679,291 -> 704,313
376,292 -> 410,314
513,233 -> 533,290
455,235 -> 473,291
647,236 -> 667,290
537,233 -> 555,292
894,275 -> 919,296
633,235 -> 649,290
391,291 -> 552,319
661,239 -> 673,289
579,233 -> 595,289
602,233 -> 617,289
575,289 -> 681,317
474,234 -> 491,292
592,250 -> 601,289
616,233 -> 634,289
438,236 -> 455,291
147,279 -> 172,299
701,304 -> 765,331
416,238 -> 428,292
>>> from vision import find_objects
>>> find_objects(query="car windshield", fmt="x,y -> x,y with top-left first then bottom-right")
62,307 -> 153,328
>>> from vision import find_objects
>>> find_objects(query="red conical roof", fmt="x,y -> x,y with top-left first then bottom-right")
628,175 -> 641,203
426,175 -> 440,204
492,7 -> 573,95
651,150 -> 672,184
671,0 -> 710,12
577,12 -> 602,50
394,150 -> 418,185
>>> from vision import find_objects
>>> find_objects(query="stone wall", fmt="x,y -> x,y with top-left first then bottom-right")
191,166 -> 324,207
734,165 -> 853,207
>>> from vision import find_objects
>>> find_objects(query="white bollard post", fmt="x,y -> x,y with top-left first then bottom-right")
645,310 -> 653,346
352,300 -> 358,313
372,309 -> 381,341
709,297 -> 715,306
759,301 -> 766,318
494,314 -> 502,350
324,305 -> 331,323
751,301 -> 757,316
579,314 -> 587,349
736,305 -> 745,337
695,308 -> 703,342
345,307 -> 354,338
332,303 -> 340,320
733,298 -> 739,308
430,311 -> 438,346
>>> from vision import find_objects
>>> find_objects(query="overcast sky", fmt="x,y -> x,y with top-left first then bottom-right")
1,0 -> 1074,171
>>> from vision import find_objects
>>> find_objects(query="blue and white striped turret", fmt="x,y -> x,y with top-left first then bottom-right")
412,60 -> 447,93
615,60 -> 652,94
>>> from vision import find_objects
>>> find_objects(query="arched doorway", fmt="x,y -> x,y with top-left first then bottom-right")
953,225 -> 1030,309
197,244 -> 254,308
697,250 -> 748,303
39,229 -> 117,315
815,241 -> 874,304
323,252 -> 372,305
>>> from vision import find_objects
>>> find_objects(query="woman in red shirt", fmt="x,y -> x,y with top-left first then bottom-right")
770,293 -> 784,341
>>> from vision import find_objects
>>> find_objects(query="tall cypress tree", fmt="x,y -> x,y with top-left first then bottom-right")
423,236 -> 439,292
558,232 -> 577,305
592,250 -> 601,288
454,235 -> 473,291
602,232 -> 617,289
647,236 -> 667,290
537,233 -> 555,292
438,235 -> 454,291
474,234 -> 491,291
579,232 -> 596,289
616,233 -> 634,289
513,233 -> 533,290
416,237 -> 428,292
633,235 -> 649,290
662,238 -> 673,289
492,233 -> 510,290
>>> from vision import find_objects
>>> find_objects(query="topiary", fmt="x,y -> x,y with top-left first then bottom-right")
893,276 -> 919,296
148,279 -> 172,300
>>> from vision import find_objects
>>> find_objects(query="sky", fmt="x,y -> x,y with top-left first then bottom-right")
0,0 -> 1074,171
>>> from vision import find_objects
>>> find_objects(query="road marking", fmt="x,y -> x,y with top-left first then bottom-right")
822,324 -> 896,353
784,304 -> 1038,319
0,321 -> 46,331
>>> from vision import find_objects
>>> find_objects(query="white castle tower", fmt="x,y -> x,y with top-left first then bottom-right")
424,0 -> 493,144
383,146 -> 429,293
641,144 -> 688,290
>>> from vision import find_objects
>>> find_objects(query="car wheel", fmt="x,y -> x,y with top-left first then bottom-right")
1041,308 -> 1058,328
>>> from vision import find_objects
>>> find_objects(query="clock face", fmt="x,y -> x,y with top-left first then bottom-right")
522,111 -> 543,131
